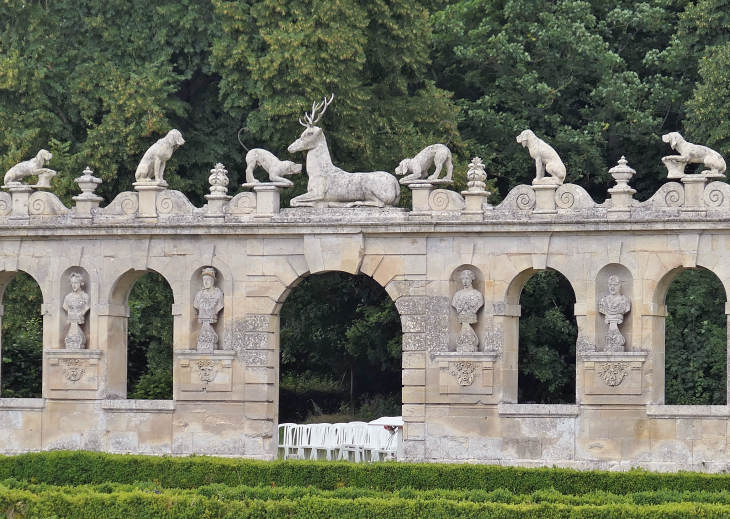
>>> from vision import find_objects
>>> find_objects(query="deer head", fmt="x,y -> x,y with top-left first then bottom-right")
288,94 -> 334,153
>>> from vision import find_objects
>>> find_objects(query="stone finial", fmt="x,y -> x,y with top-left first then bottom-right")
516,130 -> 566,185
73,167 -> 104,218
662,132 -> 726,179
461,157 -> 491,219
208,163 -> 229,195
609,157 -> 635,192
465,157 -> 487,192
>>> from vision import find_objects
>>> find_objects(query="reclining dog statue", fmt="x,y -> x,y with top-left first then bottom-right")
4,149 -> 57,188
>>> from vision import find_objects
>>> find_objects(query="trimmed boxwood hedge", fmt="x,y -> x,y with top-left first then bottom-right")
2,451 -> 730,494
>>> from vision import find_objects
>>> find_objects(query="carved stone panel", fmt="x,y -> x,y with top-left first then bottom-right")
431,352 -> 498,396
177,351 -> 236,394
46,350 -> 102,391
583,352 -> 647,396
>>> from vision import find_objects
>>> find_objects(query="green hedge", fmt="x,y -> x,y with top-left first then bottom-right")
7,479 -> 730,507
3,451 -> 730,495
3,485 -> 730,519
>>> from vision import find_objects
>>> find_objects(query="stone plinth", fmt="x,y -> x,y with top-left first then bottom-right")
251,184 -> 281,220
681,175 -> 710,215
3,183 -> 33,223
532,182 -> 558,214
45,349 -> 103,398
408,182 -> 435,218
133,182 -> 166,221
580,351 -> 648,402
429,352 -> 499,402
174,350 -> 240,401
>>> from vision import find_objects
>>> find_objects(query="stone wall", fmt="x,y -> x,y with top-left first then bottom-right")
0,175 -> 729,471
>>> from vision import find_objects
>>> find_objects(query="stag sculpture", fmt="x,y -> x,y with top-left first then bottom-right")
287,94 -> 400,208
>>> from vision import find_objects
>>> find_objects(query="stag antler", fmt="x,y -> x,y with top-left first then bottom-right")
299,93 -> 335,127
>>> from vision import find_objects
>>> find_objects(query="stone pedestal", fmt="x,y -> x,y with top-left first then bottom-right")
252,184 -> 281,220
133,182 -> 166,222
532,182 -> 558,214
408,182 -> 435,218
462,191 -> 491,220
45,349 -> 103,398
204,193 -> 232,220
681,175 -> 710,215
175,350 -> 239,400
3,183 -> 33,223
580,351 -> 648,403
428,352 -> 499,403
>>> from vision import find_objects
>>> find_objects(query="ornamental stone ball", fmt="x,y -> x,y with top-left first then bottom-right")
598,275 -> 631,352
193,267 -> 224,352
516,130 -> 566,185
451,269 -> 484,352
63,272 -> 91,350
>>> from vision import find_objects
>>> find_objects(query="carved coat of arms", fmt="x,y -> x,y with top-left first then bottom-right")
597,362 -> 629,387
62,358 -> 85,382
451,362 -> 477,386
196,360 -> 218,383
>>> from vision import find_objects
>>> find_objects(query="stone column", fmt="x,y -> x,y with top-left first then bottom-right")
5,184 -> 33,223
253,185 -> 281,221
532,183 -> 558,214
242,314 -> 277,459
681,175 -> 709,216
641,302 -> 667,404
408,182 -> 435,219
492,303 -> 521,403
396,294 -> 429,462
133,183 -> 166,222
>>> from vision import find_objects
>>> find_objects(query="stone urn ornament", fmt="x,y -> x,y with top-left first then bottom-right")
451,269 -> 484,352
194,267 -> 224,352
63,273 -> 91,349
598,275 -> 631,352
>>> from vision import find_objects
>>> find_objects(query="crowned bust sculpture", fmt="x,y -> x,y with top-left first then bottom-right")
451,269 -> 484,352
598,275 -> 631,352
63,273 -> 91,349
194,267 -> 224,352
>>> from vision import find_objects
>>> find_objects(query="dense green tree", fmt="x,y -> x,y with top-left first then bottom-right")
279,273 -> 402,422
127,273 -> 174,400
0,274 -> 43,398
518,271 -> 577,404
665,269 -> 727,405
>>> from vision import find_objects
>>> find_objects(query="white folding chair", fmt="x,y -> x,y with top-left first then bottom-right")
278,423 -> 298,459
308,423 -> 329,460
340,422 -> 368,462
295,424 -> 312,459
364,425 -> 391,462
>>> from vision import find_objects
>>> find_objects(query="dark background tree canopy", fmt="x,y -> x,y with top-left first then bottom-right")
1,0 -> 728,409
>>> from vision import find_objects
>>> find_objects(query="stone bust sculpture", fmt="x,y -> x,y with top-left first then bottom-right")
193,267 -> 224,351
451,269 -> 484,352
597,275 -> 631,352
63,272 -> 91,349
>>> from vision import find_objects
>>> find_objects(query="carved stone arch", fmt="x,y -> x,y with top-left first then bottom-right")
102,267 -> 177,398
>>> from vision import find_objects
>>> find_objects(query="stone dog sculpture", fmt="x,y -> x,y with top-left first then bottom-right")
662,132 -> 726,178
516,130 -> 566,185
245,148 -> 302,187
135,129 -> 185,184
395,143 -> 454,184
287,94 -> 400,207
4,149 -> 57,187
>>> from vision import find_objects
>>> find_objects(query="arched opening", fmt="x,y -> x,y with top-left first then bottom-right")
517,270 -> 577,404
664,269 -> 727,405
0,272 -> 43,398
278,272 -> 402,424
126,272 -> 174,400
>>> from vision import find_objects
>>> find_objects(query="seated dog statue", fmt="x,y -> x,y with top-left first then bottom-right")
135,129 -> 185,185
516,130 -> 566,185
